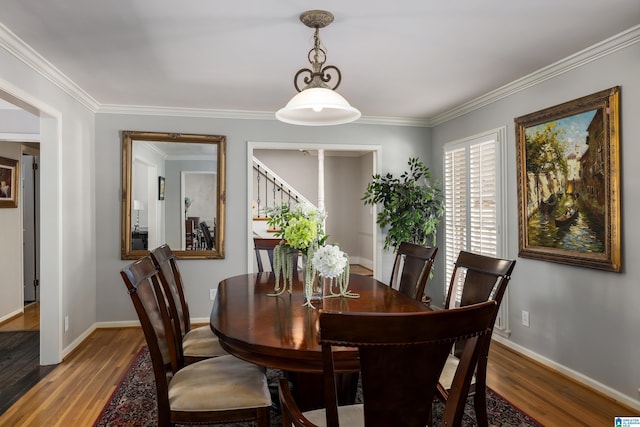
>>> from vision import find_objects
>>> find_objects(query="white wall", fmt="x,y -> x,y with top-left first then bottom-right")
0,40 -> 96,364
431,39 -> 640,406
94,114 -> 431,324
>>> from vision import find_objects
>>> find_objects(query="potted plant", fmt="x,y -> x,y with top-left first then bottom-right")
362,157 -> 444,251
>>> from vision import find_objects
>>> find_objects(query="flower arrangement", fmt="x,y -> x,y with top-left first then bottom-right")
311,244 -> 357,300
266,203 -> 356,308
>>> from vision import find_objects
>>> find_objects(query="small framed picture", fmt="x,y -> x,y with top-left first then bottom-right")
0,156 -> 18,208
158,176 -> 166,200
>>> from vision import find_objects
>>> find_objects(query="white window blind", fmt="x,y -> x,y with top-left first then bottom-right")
443,128 -> 508,333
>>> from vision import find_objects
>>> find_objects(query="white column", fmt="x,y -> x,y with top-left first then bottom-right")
317,149 -> 325,212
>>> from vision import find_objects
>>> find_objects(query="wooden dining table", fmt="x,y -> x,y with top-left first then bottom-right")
210,272 -> 429,410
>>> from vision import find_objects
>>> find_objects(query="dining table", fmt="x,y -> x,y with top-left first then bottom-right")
210,271 -> 430,410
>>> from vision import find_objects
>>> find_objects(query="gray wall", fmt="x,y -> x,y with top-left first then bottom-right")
430,41 -> 639,402
95,114 -> 431,324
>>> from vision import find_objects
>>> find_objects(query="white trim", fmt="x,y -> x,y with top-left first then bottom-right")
0,133 -> 40,142
493,335 -> 640,412
61,324 -> 96,360
96,320 -> 141,328
3,20 -> 636,128
0,24 -> 99,112
0,78 -> 64,365
431,25 -> 640,126
98,104 -> 433,127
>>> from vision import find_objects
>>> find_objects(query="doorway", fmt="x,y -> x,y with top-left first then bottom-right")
247,142 -> 381,277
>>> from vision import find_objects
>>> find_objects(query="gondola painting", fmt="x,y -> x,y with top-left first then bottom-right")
515,87 -> 621,272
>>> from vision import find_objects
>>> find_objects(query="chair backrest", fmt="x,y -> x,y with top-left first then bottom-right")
445,250 -> 516,320
445,250 -> 516,358
150,244 -> 191,339
317,301 -> 497,427
200,221 -> 214,249
253,238 -> 296,272
120,256 -> 179,421
389,242 -> 438,301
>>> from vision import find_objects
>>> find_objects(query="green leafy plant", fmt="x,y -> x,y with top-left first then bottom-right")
362,157 -> 444,251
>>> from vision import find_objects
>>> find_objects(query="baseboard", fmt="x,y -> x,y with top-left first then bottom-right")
95,320 -> 141,328
493,335 -> 640,411
62,323 -> 96,360
351,257 -> 373,270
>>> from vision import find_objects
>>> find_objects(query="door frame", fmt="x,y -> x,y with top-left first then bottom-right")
246,141 -> 382,277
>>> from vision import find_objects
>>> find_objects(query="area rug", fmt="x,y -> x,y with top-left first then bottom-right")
94,346 -> 543,426
0,331 -> 56,416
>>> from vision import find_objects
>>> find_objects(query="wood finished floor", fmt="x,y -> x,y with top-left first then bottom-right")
0,307 -> 636,426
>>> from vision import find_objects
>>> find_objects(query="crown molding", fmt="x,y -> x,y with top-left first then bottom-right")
97,104 -> 433,127
2,21 -> 637,128
430,25 -> 640,126
0,24 -> 100,112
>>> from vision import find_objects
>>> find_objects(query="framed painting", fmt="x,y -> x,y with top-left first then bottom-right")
515,86 -> 621,272
158,176 -> 165,200
0,156 -> 19,208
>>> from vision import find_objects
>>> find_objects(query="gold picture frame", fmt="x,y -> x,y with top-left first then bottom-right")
0,156 -> 19,208
515,86 -> 621,272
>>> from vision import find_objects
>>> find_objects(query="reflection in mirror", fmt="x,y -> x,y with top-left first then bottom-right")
121,131 -> 225,260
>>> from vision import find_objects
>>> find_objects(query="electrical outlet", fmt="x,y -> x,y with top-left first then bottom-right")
521,310 -> 530,327
210,288 -> 217,301
64,315 -> 69,332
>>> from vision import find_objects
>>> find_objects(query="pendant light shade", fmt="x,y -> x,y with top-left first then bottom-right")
276,87 -> 361,126
276,10 -> 361,126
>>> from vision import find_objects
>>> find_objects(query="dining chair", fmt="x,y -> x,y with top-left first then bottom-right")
436,250 -> 516,427
120,256 -> 271,427
389,242 -> 438,305
278,300 -> 497,427
254,237 -> 299,272
200,221 -> 214,250
150,244 -> 227,365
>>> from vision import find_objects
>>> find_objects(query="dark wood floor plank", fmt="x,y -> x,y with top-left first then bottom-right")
0,331 -> 55,416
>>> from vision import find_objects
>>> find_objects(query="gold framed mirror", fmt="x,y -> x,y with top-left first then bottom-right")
121,131 -> 226,259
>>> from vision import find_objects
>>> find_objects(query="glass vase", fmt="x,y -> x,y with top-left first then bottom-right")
302,255 -> 324,304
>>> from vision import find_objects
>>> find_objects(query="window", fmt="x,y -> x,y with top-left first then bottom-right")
443,127 -> 509,332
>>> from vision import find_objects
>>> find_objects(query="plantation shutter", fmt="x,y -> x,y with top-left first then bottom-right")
443,128 -> 508,333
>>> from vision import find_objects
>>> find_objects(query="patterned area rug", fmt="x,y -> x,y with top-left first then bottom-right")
94,347 -> 543,426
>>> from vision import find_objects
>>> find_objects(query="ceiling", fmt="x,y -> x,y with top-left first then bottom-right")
0,1 -> 638,122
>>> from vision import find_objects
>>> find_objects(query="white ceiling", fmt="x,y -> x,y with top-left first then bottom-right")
0,1 -> 638,122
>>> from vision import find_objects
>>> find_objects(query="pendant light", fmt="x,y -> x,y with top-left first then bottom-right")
276,10 -> 361,126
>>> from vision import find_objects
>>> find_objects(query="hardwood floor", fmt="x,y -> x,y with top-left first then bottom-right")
0,303 -> 40,331
0,318 -> 636,426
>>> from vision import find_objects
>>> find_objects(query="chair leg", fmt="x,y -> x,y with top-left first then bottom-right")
473,385 -> 489,427
473,357 -> 490,427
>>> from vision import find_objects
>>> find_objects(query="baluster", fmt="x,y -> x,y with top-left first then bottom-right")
272,178 -> 277,208
256,165 -> 261,217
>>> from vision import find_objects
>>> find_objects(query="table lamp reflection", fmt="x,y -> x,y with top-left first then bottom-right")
133,199 -> 145,232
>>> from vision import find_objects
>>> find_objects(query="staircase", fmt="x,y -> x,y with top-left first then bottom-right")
252,157 -> 315,237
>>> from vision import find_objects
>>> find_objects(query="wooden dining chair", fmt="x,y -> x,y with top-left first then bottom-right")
278,300 -> 497,427
120,256 -> 271,427
436,250 -> 516,427
389,242 -> 438,305
200,221 -> 214,250
254,237 -> 299,272
150,244 -> 227,365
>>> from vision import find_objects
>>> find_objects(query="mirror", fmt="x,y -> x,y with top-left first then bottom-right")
121,131 -> 226,259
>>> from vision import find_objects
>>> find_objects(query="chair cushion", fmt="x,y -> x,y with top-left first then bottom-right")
439,354 -> 476,390
183,325 -> 227,358
303,404 -> 364,427
169,355 -> 271,412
